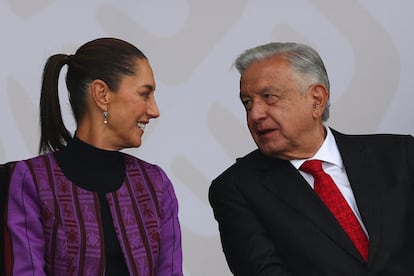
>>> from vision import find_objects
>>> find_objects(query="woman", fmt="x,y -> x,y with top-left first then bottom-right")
4,38 -> 183,275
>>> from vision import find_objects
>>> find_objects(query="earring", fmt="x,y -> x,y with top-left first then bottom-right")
103,111 -> 108,124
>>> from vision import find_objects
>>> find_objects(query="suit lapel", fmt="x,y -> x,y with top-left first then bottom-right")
333,130 -> 382,263
256,135 -> 368,262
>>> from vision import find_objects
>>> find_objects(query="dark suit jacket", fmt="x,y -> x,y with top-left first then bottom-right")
209,129 -> 414,276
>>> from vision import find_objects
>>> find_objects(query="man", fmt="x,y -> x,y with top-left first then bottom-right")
209,42 -> 414,275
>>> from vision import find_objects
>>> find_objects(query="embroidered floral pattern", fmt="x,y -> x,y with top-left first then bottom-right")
25,153 -> 163,275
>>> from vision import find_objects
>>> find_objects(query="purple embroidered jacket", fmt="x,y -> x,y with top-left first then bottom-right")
5,153 -> 183,275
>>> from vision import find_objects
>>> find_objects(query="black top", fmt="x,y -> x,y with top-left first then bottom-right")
54,137 -> 129,275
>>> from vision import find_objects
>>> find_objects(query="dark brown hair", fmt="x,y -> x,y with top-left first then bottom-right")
39,37 -> 147,153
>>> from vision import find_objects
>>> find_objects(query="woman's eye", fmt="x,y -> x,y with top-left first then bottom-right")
140,92 -> 151,98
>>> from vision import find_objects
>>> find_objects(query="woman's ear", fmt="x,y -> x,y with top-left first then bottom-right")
90,79 -> 110,111
310,83 -> 329,119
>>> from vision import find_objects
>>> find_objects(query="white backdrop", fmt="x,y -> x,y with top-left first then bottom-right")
1,1 -> 413,275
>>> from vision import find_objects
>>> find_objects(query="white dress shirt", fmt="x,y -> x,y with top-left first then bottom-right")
290,127 -> 368,236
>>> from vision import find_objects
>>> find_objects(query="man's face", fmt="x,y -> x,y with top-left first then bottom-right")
240,56 -> 320,160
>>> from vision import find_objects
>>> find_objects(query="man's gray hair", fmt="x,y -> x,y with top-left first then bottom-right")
234,42 -> 330,121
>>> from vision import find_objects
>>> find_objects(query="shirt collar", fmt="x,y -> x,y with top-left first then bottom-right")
290,127 -> 343,169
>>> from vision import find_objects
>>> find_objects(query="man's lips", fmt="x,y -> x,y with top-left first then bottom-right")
257,127 -> 277,134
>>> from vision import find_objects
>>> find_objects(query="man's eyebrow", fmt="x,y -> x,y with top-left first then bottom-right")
259,86 -> 277,93
239,91 -> 250,98
240,86 -> 276,97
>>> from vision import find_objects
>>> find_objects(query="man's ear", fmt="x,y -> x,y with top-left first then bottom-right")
310,83 -> 329,118
90,79 -> 110,111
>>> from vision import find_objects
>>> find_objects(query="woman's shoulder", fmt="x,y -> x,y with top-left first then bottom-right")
123,153 -> 165,175
17,152 -> 54,166
122,152 -> 159,168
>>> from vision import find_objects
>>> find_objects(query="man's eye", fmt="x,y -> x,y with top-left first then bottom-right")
241,99 -> 252,108
264,94 -> 277,104
242,99 -> 250,105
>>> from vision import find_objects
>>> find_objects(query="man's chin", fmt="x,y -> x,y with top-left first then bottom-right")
259,146 -> 278,157
258,143 -> 290,160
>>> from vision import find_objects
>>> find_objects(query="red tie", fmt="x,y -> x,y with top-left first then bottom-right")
300,160 -> 369,262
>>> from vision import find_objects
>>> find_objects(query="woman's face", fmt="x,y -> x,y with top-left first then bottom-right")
104,58 -> 159,150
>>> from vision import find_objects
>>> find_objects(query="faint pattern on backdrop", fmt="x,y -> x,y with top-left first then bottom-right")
1,0 -> 413,275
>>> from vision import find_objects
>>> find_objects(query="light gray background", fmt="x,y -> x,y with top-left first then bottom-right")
1,1 -> 413,275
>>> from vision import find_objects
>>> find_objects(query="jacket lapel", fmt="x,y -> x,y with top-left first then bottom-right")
256,133 -> 369,262
333,130 -> 382,263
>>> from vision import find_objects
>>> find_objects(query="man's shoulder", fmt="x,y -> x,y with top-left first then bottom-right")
331,128 -> 414,159
221,148 -> 260,169
212,149 -> 277,183
332,128 -> 413,144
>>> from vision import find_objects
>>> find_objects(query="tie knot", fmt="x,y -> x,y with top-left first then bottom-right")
300,159 -> 324,176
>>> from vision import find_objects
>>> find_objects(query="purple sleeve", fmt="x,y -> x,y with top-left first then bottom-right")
156,167 -> 183,276
6,161 -> 46,275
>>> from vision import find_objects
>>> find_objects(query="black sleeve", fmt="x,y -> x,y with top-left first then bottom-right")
209,170 -> 292,276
